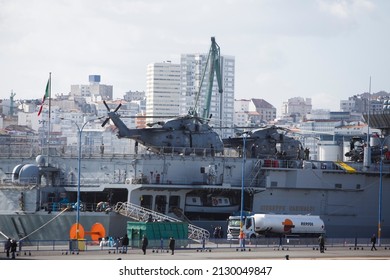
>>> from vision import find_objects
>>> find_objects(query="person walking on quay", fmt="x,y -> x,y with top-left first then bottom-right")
10,239 -> 17,259
370,234 -> 377,251
4,238 -> 11,258
169,237 -> 175,255
115,237 -> 120,254
122,234 -> 129,254
141,235 -> 148,255
160,238 -> 164,253
318,234 -> 325,253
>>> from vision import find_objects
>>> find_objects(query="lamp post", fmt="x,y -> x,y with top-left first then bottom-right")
61,117 -> 97,240
378,135 -> 389,246
239,133 -> 247,248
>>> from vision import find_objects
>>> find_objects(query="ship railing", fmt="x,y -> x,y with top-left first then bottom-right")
63,177 -> 118,186
259,159 -> 356,172
0,135 -> 40,158
58,144 -> 229,158
137,145 -> 238,157
42,201 -> 102,213
0,141 -> 252,159
10,177 -> 39,185
114,201 -> 210,241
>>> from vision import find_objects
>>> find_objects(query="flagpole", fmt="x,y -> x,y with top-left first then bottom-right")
47,72 -> 52,166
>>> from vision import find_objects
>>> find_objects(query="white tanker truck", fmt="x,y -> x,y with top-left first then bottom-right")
226,213 -> 325,239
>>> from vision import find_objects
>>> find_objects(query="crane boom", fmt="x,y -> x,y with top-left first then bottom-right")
203,37 -> 223,120
192,37 -> 223,121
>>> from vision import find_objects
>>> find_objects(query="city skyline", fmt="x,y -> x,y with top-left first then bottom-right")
1,0 -> 390,111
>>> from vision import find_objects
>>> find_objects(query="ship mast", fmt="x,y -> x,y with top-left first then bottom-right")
364,76 -> 371,169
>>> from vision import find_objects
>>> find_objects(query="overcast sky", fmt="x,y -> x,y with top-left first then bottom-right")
1,0 -> 389,111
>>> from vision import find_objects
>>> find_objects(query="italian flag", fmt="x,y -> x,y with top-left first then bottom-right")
38,78 -> 50,116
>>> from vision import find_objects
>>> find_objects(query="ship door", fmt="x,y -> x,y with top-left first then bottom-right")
168,195 -> 180,213
155,195 -> 167,214
140,195 -> 153,210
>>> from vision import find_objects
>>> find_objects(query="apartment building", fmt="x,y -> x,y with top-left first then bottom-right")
146,61 -> 181,124
180,53 -> 235,138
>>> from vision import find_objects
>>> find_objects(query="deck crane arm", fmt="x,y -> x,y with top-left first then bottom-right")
192,37 -> 223,121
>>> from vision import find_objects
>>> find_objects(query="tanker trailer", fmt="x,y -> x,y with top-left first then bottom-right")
227,214 -> 325,239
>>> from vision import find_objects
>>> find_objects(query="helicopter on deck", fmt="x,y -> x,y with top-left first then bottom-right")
223,125 -> 303,160
101,37 -> 224,156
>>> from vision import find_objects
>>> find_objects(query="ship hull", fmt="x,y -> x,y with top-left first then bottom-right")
252,163 -> 389,238
1,153 -> 389,240
0,211 -> 132,242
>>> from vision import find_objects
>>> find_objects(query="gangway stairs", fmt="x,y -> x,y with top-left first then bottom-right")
114,202 -> 210,241
247,159 -> 267,194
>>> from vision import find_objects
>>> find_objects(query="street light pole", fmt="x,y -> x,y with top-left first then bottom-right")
378,135 -> 389,246
239,133 -> 247,248
61,117 -> 97,240
75,119 -> 96,240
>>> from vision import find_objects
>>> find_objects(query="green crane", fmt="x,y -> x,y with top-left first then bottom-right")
192,37 -> 223,121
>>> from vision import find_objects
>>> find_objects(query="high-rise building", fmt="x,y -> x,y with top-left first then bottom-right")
146,61 -> 181,124
180,54 -> 235,138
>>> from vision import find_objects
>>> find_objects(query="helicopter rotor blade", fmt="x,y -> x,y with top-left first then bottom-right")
101,118 -> 110,127
103,100 -> 111,111
114,103 -> 122,113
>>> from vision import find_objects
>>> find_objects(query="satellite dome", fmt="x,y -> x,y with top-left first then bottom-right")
18,164 -> 40,184
36,155 -> 46,166
12,164 -> 25,183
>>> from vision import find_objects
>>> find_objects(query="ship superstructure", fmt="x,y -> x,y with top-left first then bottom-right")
0,132 -> 389,242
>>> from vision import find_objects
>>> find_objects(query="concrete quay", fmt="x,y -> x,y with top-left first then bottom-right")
2,246 -> 389,260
